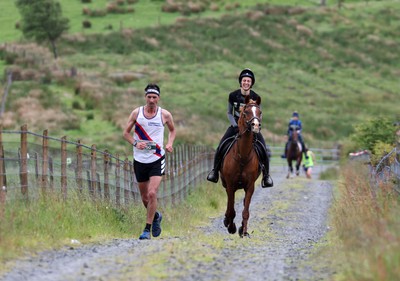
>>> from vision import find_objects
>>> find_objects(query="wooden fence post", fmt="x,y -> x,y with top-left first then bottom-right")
103,150 -> 110,201
90,145 -> 97,198
115,154 -> 121,207
170,149 -> 176,205
178,145 -> 182,201
396,126 -> 400,163
96,173 -> 102,199
0,143 -> 6,216
86,170 -> 91,195
49,156 -> 54,190
20,124 -> 28,196
131,162 -> 139,202
61,136 -> 67,200
181,145 -> 185,201
123,158 -> 130,205
76,140 -> 83,192
34,152 -> 39,181
396,126 -> 400,190
41,130 -> 48,190
0,127 -> 6,193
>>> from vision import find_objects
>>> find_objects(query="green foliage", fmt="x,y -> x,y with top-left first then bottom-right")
370,140 -> 396,166
15,0 -> 69,58
351,117 -> 397,151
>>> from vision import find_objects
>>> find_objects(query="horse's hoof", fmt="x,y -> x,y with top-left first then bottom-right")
239,227 -> 251,238
228,223 -> 236,234
223,217 -> 229,227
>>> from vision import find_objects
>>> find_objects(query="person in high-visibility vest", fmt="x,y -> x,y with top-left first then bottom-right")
302,148 -> 316,179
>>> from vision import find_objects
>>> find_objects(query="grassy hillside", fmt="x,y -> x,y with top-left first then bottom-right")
0,0 -> 399,155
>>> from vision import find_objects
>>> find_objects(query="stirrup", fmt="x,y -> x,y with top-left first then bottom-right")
262,174 -> 273,188
207,169 -> 219,183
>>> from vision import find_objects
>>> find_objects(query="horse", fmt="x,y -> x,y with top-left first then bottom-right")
220,95 -> 264,237
286,124 -> 302,179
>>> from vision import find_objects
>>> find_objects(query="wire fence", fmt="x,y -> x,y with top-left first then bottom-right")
349,147 -> 400,194
371,147 -> 400,194
0,125 -> 214,208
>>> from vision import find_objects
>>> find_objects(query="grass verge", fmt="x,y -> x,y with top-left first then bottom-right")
0,181 -> 226,265
330,162 -> 400,280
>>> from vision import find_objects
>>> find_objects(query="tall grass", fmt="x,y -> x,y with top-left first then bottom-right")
0,189 -> 141,261
332,162 -> 400,280
0,181 -> 226,263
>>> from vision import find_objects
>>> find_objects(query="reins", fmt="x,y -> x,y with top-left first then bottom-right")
238,103 -> 262,137
234,103 -> 262,163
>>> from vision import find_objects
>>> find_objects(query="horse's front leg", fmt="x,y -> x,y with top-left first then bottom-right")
239,185 -> 255,238
224,187 -> 236,234
287,161 -> 293,179
296,161 -> 300,176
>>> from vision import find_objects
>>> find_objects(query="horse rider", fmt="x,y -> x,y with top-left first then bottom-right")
281,111 -> 308,159
207,68 -> 273,188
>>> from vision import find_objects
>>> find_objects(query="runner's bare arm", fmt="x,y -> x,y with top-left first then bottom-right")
163,109 -> 176,153
123,108 -> 139,145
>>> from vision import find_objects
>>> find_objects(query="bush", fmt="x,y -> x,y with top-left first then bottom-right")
82,20 -> 92,29
72,100 -> 83,110
351,117 -> 397,151
371,141 -> 395,166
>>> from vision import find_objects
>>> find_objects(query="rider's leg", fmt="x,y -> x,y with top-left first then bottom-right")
256,133 -> 273,188
281,141 -> 288,158
298,134 -> 308,159
207,126 -> 237,183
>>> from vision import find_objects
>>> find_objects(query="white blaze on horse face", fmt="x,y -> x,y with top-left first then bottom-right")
251,106 -> 260,133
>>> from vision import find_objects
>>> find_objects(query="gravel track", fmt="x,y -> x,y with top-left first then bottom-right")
1,166 -> 337,281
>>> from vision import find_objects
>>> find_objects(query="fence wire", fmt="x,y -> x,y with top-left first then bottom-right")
0,129 -> 214,207
372,147 -> 400,194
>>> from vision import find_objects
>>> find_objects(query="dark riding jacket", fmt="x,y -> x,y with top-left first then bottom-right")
227,89 -> 261,127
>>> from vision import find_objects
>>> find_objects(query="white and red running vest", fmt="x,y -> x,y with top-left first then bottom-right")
133,106 -> 165,163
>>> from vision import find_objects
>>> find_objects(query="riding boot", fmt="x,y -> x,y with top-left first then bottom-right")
261,164 -> 273,188
262,144 -> 273,187
281,142 -> 288,158
207,148 -> 221,183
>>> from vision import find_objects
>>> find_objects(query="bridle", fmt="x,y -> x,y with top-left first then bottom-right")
239,103 -> 262,136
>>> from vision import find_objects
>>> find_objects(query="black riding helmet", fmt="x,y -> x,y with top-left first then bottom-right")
238,68 -> 255,87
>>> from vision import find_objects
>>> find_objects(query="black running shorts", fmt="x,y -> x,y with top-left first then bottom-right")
134,156 -> 165,182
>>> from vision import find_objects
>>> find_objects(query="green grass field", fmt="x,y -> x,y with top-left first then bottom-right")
1,0 -> 399,154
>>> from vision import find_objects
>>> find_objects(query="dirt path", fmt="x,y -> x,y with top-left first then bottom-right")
1,166 -> 337,281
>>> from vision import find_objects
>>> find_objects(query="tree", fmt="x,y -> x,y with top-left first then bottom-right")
16,0 -> 69,59
351,117 -> 397,152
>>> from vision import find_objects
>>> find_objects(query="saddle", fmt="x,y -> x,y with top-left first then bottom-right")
219,134 -> 269,171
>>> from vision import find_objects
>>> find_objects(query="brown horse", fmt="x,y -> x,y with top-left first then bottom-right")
286,125 -> 302,179
220,95 -> 263,237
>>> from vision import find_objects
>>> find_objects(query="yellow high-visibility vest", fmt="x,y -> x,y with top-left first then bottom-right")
302,151 -> 314,168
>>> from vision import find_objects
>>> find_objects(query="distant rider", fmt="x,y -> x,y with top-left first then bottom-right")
281,111 -> 308,159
